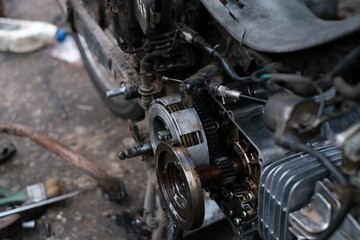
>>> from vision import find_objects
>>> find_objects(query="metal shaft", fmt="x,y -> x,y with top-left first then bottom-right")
118,143 -> 153,160
106,87 -> 126,98
0,191 -> 80,218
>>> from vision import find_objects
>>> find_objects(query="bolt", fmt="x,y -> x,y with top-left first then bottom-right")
246,210 -> 255,217
228,210 -> 233,216
234,218 -> 242,225
22,220 -> 36,229
158,130 -> 171,140
106,87 -> 126,98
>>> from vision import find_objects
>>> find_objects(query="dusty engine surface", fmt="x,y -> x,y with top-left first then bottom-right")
104,0 -> 360,239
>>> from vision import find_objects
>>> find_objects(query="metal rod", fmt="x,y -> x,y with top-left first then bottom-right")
0,121 -> 121,196
118,143 -> 153,160
0,191 -> 80,218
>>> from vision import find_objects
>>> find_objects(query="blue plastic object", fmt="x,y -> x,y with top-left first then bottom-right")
55,28 -> 67,42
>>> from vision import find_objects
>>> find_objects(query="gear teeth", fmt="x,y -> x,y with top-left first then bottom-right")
215,157 -> 236,185
192,95 -> 222,162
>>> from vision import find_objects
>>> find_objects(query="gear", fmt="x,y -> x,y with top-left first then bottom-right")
191,94 -> 222,162
215,156 -> 236,185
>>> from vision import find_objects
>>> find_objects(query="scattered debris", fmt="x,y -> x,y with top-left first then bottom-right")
0,17 -> 67,53
115,210 -> 152,240
49,36 -> 83,67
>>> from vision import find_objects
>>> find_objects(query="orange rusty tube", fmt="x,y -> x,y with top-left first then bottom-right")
0,121 -> 120,196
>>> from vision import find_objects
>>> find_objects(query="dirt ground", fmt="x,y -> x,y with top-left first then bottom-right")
0,1 -> 147,239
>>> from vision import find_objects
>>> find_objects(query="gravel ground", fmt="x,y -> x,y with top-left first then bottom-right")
0,1 -> 147,239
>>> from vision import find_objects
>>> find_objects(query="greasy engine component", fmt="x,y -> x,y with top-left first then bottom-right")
149,94 -> 209,166
155,140 -> 204,230
134,0 -> 183,36
111,0 -> 185,52
150,93 -> 256,232
110,0 -> 143,53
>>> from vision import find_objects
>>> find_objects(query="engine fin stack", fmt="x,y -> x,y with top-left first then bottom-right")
258,146 -> 341,240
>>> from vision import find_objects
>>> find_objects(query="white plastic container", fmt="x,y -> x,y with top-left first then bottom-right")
0,17 -> 67,53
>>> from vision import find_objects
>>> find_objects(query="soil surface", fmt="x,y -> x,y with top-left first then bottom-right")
0,1 -> 147,239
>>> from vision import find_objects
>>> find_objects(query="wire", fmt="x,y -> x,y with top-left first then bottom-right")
294,143 -> 347,185
293,143 -> 350,240
239,94 -> 267,104
311,82 -> 325,119
201,46 -> 253,84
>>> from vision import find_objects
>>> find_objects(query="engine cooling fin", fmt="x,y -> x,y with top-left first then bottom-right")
192,94 -> 222,162
258,145 -> 342,240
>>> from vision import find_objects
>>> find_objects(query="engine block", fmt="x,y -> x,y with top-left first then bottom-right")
258,146 -> 342,240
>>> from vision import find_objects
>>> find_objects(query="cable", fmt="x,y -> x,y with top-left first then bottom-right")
311,82 -> 325,119
293,143 -> 350,240
239,94 -> 267,104
294,143 -> 347,185
202,45 -> 253,84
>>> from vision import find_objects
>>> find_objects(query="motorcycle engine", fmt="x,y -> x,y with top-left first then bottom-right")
109,0 -> 360,239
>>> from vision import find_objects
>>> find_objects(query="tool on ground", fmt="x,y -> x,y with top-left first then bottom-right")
0,191 -> 80,218
0,143 -> 16,163
0,177 -> 62,207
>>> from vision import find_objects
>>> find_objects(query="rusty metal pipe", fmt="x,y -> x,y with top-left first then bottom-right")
0,121 -> 120,196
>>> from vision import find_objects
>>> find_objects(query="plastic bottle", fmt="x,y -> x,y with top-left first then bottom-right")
0,17 -> 67,53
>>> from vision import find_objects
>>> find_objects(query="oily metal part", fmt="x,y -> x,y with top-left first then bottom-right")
191,94 -> 222,163
155,140 -> 204,230
149,94 -> 209,167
